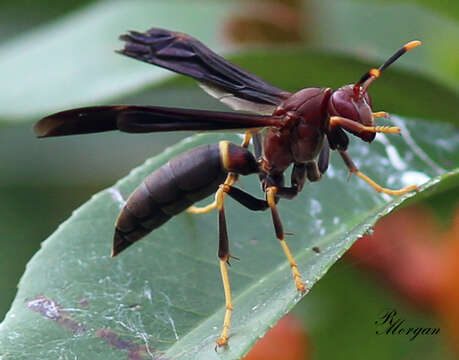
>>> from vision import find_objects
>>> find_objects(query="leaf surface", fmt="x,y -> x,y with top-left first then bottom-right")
0,116 -> 457,359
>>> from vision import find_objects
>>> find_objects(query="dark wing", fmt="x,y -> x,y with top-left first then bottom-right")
118,28 -> 290,114
34,105 -> 283,138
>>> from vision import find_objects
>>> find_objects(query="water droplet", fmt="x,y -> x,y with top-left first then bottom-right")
365,228 -> 374,235
401,171 -> 429,186
309,199 -> 322,217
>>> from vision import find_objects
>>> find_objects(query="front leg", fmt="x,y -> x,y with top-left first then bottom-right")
275,160 -> 322,200
330,116 -> 400,135
339,150 -> 418,196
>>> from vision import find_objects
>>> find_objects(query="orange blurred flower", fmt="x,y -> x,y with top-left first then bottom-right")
244,315 -> 308,360
347,204 -> 459,354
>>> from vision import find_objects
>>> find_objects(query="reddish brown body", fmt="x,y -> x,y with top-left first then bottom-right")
34,27 -> 421,348
34,27 -> 420,252
34,28 -> 418,251
262,88 -> 331,176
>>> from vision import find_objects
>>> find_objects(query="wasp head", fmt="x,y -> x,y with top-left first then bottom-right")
328,84 -> 375,143
327,40 -> 421,147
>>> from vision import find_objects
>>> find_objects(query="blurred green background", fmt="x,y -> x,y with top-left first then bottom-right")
0,0 -> 458,359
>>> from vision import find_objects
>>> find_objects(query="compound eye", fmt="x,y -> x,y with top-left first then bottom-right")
358,101 -> 374,127
331,89 -> 359,121
363,92 -> 372,107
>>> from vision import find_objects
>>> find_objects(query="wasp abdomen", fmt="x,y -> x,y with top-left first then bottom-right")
112,142 -> 259,257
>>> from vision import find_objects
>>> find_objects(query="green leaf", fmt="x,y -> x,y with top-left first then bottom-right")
0,116 -> 457,359
351,0 -> 459,23
312,0 -> 459,92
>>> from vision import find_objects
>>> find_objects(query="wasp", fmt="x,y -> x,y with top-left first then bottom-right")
34,28 -> 421,347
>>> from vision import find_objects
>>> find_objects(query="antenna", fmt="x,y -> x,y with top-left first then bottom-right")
353,40 -> 422,100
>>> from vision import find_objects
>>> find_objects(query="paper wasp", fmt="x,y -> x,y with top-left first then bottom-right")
34,28 -> 421,347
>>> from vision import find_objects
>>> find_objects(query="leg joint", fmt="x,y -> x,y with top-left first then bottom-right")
219,183 -> 231,193
266,186 -> 278,207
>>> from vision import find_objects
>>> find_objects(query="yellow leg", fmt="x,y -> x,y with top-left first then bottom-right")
279,238 -> 306,293
214,184 -> 234,347
187,201 -> 218,214
241,131 -> 253,147
354,171 -> 419,196
361,125 -> 400,134
330,116 -> 400,134
187,130 -> 254,214
266,187 -> 306,293
187,174 -> 237,214
216,256 -> 233,347
372,111 -> 388,119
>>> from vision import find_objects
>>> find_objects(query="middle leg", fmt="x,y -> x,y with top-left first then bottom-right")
214,182 -> 300,345
266,186 -> 306,293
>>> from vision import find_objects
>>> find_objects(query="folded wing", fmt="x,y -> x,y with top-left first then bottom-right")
118,28 -> 290,114
34,105 -> 283,138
